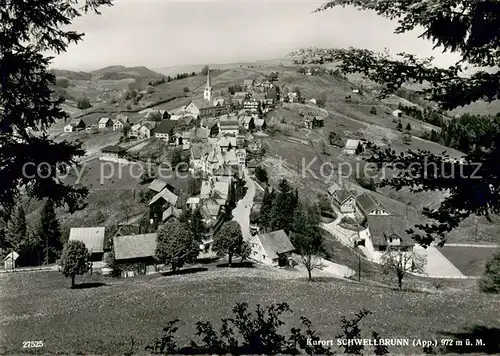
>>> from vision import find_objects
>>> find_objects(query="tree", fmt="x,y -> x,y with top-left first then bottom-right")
183,87 -> 190,93
0,0 -> 104,217
122,122 -> 131,137
239,241 -> 252,262
149,111 -> 163,122
381,250 -> 426,290
37,199 -> 63,264
59,240 -> 91,288
156,220 -> 199,272
405,122 -> 412,131
291,203 -> 324,281
254,166 -> 268,183
259,188 -> 275,230
212,221 -> 244,267
163,111 -> 171,120
201,65 -> 209,75
320,140 -> 329,155
294,0 -> 500,247
269,179 -> 299,234
77,96 -> 92,110
479,251 -> 500,293
190,208 -> 206,243
396,120 -> 403,131
5,206 -> 27,251
369,106 -> 377,115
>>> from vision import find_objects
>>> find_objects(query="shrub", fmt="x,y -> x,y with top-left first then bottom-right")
59,240 -> 91,288
77,97 -> 91,110
479,251 -> 500,293
370,106 -> 377,114
183,87 -> 190,93
254,166 -> 268,183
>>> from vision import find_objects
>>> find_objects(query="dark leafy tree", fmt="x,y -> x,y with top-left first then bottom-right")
254,166 -> 268,183
337,309 -> 372,354
258,187 -> 275,231
293,0 -> 500,246
162,110 -> 171,120
479,251 -> 500,293
291,203 -> 324,281
183,87 -> 190,93
396,120 -> 403,131
5,206 -> 27,251
155,220 -> 199,272
212,220 -> 244,267
269,179 -> 299,234
59,240 -> 91,288
77,96 -> 91,110
201,65 -> 209,76
370,106 -> 377,115
406,122 -> 412,131
190,208 -> 206,243
402,132 -> 412,145
38,199 -> 63,263
0,0 -> 105,218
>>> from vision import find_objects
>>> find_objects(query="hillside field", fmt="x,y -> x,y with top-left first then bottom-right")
1,270 -> 499,355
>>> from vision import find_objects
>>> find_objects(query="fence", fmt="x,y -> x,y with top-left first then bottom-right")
408,272 -> 481,280
0,265 -> 55,273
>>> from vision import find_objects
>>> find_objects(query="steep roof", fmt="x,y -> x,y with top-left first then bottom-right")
148,179 -> 167,193
148,187 -> 178,206
99,117 -> 111,124
191,99 -> 214,110
113,233 -> 157,260
254,119 -> 265,127
219,120 -> 239,128
69,227 -> 106,254
345,139 -> 360,150
334,189 -> 356,204
356,193 -> 387,215
367,215 -> 415,247
101,145 -> 126,154
327,182 -> 341,196
257,230 -> 295,259
154,120 -> 177,134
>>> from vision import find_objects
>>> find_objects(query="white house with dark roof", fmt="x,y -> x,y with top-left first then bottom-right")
343,139 -> 361,155
153,120 -> 177,142
331,189 -> 357,216
98,117 -> 113,129
249,230 -> 295,267
69,227 -> 106,261
219,119 -> 240,136
100,145 -> 127,163
148,178 -> 167,193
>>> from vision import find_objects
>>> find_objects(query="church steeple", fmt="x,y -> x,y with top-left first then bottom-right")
204,65 -> 213,103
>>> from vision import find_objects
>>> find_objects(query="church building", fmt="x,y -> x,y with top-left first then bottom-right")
184,67 -> 227,119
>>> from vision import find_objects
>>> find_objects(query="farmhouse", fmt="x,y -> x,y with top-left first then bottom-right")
98,117 -> 113,129
153,120 -> 177,142
130,123 -> 142,137
219,119 -> 240,136
113,119 -> 124,131
240,116 -> 255,130
243,99 -> 260,114
201,118 -> 219,137
112,233 -> 158,277
139,122 -> 155,139
100,145 -> 126,162
148,186 -> 179,223
250,230 -> 295,267
356,193 -> 390,217
331,189 -> 357,216
343,139 -> 361,155
68,227 -> 106,261
365,215 -> 415,253
304,115 -> 324,129
64,119 -> 85,133
148,178 -> 167,193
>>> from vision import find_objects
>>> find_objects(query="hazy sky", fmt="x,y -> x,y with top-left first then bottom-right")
51,0 -> 459,71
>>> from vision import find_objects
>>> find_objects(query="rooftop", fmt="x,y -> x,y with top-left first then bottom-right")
257,230 -> 295,260
367,215 -> 415,247
113,233 -> 157,260
153,120 -> 177,134
69,227 -> 106,254
101,145 -> 126,154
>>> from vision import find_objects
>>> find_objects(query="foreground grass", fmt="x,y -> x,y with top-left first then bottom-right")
1,268 -> 499,355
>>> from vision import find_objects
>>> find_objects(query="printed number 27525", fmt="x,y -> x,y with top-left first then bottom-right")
22,341 -> 43,348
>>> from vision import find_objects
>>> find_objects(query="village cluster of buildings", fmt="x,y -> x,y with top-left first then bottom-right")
327,182 -> 415,261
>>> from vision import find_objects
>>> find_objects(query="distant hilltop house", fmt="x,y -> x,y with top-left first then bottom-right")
112,233 -> 158,277
98,117 -> 113,129
68,227 -> 106,262
343,139 -> 362,155
304,115 -> 324,129
64,118 -> 85,133
249,229 -> 295,267
100,145 -> 127,163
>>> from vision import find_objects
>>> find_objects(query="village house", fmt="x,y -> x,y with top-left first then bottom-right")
240,116 -> 255,130
204,148 -> 224,173
112,233 -> 158,277
213,98 -> 228,116
139,122 -> 155,139
64,118 -> 85,133
68,227 -> 106,262
329,184 -> 357,217
218,137 -> 237,151
186,197 -> 200,210
100,145 -> 126,162
356,193 -> 390,218
185,99 -> 216,119
235,148 -> 247,166
287,92 -> 299,103
219,119 -> 240,136
249,230 -> 295,267
304,115 -> 324,129
392,109 -> 403,118
343,139 -> 362,155
98,117 -> 113,129
113,119 -> 124,131
201,117 -> 219,137
148,178 -> 167,193
364,215 -> 415,255
190,144 -> 206,171
221,150 -> 239,166
3,251 -> 19,270
153,120 -> 177,143
148,186 -> 179,223
254,118 -> 266,131
243,98 -> 260,114
247,139 -> 262,152
130,123 -> 142,137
